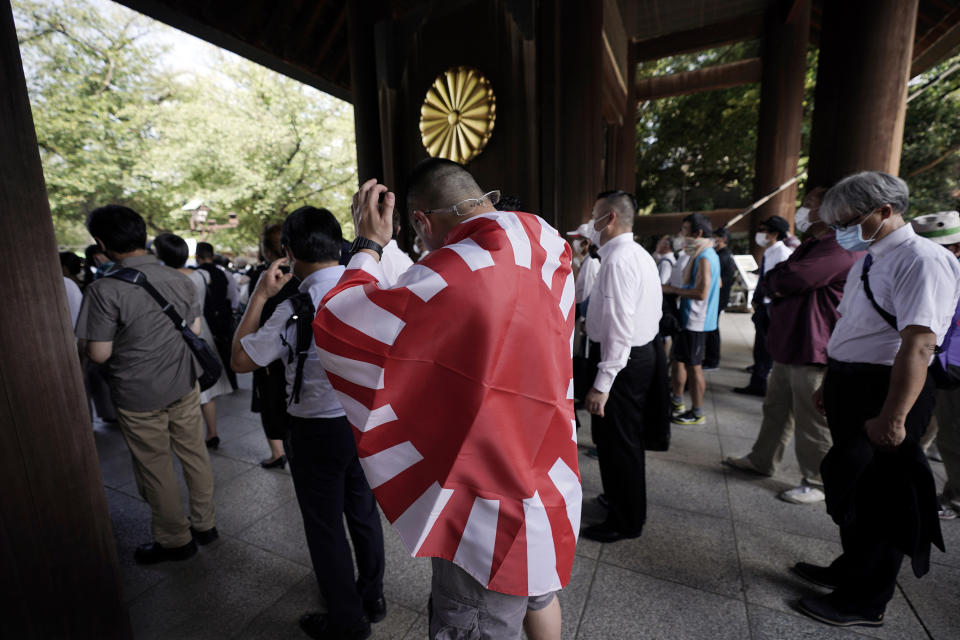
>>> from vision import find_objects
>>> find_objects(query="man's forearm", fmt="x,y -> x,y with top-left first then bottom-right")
879,330 -> 936,424
231,291 -> 267,366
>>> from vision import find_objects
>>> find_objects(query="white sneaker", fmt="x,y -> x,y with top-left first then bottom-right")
939,506 -> 958,520
779,485 -> 825,504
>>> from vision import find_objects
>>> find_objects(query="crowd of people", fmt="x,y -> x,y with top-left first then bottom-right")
62,164 -> 960,638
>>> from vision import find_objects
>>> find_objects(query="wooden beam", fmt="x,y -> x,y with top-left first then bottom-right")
633,209 -> 751,237
911,8 -> 960,77
632,13 -> 764,62
113,0 -> 352,102
635,58 -> 762,101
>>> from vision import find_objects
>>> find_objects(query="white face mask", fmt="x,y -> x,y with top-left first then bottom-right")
672,236 -> 685,252
755,232 -> 771,247
795,207 -> 812,233
572,239 -> 584,254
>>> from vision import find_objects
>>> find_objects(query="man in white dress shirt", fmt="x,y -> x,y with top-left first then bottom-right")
736,215 -> 794,396
792,172 -> 960,628
232,206 -> 386,640
583,190 -> 663,543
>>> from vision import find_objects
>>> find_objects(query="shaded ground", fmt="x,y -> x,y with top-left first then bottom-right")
94,313 -> 960,639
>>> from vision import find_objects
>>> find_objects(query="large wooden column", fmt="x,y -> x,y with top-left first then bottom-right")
807,0 -> 919,187
346,0 -> 388,186
0,2 -> 130,637
752,0 -> 810,253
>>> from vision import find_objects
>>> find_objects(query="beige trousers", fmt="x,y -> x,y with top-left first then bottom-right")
116,385 -> 216,547
936,387 -> 960,511
747,362 -> 833,486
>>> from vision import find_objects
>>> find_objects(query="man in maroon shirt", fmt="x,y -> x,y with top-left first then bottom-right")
724,188 -> 861,503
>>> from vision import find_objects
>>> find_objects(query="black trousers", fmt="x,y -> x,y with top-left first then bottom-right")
285,415 -> 385,627
822,361 -> 936,616
748,304 -> 772,390
588,340 -> 655,535
251,360 -> 289,441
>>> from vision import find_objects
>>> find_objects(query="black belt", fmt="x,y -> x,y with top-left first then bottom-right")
827,358 -> 892,375
589,339 -> 653,355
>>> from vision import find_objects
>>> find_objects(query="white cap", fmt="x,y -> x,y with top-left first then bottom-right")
566,222 -> 591,238
912,211 -> 960,245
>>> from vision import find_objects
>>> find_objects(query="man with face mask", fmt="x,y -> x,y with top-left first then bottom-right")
662,213 -> 721,425
723,187 -> 860,504
912,211 -> 960,520
792,172 -> 960,628
736,215 -> 793,396
582,190 -> 663,543
312,159 -> 581,640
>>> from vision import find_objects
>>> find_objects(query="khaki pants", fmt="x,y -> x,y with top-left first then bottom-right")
936,387 -> 960,511
747,362 -> 832,486
116,385 -> 216,547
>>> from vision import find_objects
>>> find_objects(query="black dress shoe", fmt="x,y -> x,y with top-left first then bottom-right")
364,596 -> 387,623
134,540 -> 197,565
581,522 -> 640,543
190,526 -> 219,546
299,613 -> 371,640
205,436 -> 220,449
733,386 -> 766,397
260,454 -> 286,469
797,595 -> 883,627
791,561 -> 838,589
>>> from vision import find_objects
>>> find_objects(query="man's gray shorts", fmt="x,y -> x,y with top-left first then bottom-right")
429,557 -> 556,639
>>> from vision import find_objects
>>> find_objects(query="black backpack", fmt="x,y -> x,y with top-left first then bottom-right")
280,292 -> 316,405
196,263 -> 233,338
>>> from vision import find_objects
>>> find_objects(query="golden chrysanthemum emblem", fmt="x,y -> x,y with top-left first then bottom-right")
420,67 -> 496,165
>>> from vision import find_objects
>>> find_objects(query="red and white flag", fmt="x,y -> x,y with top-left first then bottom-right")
313,210 -> 581,597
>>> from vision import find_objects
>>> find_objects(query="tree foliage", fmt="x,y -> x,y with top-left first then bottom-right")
14,0 -> 357,252
635,41 -> 959,218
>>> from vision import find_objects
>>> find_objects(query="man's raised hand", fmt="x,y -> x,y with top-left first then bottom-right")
256,257 -> 293,299
352,178 -> 395,248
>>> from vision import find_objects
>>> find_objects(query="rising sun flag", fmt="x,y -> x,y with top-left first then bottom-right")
313,210 -> 582,596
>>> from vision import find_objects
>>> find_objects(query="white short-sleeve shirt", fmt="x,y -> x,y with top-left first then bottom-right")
241,266 -> 347,419
827,223 -> 960,366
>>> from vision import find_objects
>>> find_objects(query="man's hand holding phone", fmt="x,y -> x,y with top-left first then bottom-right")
352,178 -> 395,251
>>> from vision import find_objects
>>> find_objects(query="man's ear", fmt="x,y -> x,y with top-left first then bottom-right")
95,237 -> 106,252
879,204 -> 894,220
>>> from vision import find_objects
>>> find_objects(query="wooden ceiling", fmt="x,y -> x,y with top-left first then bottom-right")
116,0 -> 960,103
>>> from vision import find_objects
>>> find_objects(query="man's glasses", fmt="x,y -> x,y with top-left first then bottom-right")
420,190 -> 501,216
829,210 -> 871,231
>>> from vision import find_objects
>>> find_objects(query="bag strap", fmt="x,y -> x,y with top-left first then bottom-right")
281,293 -> 315,405
109,268 -> 188,331
860,255 -> 898,331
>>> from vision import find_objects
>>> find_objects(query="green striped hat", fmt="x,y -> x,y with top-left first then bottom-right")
912,211 -> 960,245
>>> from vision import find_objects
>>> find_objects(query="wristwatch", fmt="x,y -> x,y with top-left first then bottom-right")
350,236 -> 384,258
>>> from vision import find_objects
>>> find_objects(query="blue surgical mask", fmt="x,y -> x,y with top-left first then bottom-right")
836,219 -> 885,251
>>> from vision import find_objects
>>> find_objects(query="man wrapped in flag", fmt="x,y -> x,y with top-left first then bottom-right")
313,159 -> 581,639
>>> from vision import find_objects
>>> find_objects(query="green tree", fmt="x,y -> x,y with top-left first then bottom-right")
14,0 -> 357,253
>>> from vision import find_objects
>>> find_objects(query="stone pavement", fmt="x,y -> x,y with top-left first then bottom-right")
95,312 -> 960,639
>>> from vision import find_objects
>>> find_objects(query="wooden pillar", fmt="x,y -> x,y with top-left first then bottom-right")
555,0 -> 603,232
346,0 -> 387,185
615,42 -> 638,192
0,1 -> 131,638
752,0 -> 810,256
807,0 -> 919,188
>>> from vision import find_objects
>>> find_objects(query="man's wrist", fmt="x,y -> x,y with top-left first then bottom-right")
359,247 -> 382,262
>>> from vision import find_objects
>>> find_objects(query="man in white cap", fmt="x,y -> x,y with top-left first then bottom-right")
913,211 -> 960,519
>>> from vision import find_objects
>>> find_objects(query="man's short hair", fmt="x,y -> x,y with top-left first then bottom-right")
712,227 -> 730,243
153,233 -> 189,269
195,242 -> 215,261
683,212 -> 713,238
819,171 -> 909,226
86,205 -> 146,253
261,223 -> 283,261
281,206 -> 342,263
59,251 -> 82,276
596,190 -> 638,230
404,157 -> 483,214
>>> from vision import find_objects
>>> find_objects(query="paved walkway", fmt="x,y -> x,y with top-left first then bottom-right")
95,312 -> 960,639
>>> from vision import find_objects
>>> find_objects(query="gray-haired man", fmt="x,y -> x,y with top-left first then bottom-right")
792,172 -> 960,627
